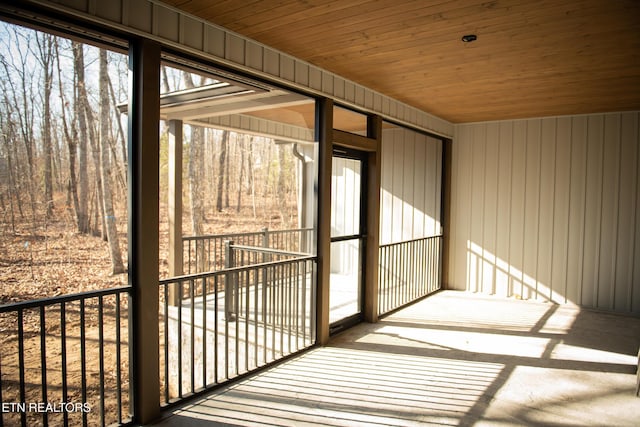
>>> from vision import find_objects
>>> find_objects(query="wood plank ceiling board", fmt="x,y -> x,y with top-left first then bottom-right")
161,0 -> 640,123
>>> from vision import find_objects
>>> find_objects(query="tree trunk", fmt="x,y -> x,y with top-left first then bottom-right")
36,33 -> 53,219
183,72 -> 206,271
236,135 -> 245,212
85,75 -> 105,238
224,133 -> 230,208
99,49 -> 125,274
107,75 -> 127,193
183,72 -> 206,233
216,130 -> 229,212
0,115 -> 18,231
73,42 -> 90,234
2,39 -> 38,221
55,39 -> 80,224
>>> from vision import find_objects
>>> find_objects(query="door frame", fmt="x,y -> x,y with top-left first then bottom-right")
316,98 -> 382,344
329,147 -> 368,334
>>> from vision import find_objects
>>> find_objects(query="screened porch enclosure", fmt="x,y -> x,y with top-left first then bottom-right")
0,7 -> 446,424
157,71 -> 446,405
156,62 -> 321,403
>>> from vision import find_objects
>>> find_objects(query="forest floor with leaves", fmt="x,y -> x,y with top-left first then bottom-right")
0,199 -> 297,425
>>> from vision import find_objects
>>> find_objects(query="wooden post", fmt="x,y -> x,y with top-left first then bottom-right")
315,98 -> 333,345
364,114 -> 383,323
168,119 -> 183,306
128,38 -> 160,424
441,138 -> 452,290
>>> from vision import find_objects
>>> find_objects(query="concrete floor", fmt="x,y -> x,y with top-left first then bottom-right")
151,290 -> 640,426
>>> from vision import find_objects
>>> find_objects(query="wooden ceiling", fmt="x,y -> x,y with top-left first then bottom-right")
162,0 -> 640,123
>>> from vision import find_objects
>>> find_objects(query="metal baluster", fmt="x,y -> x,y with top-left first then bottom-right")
39,306 -> 48,427
163,285 -> 169,403
98,297 -> 105,427
115,294 -> 122,423
202,277 -> 207,389
177,281 -> 183,398
80,301 -> 88,427
190,279 -> 195,393
214,275 -> 219,384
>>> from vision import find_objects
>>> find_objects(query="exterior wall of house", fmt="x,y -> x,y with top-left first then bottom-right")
380,126 -> 443,245
449,112 -> 640,314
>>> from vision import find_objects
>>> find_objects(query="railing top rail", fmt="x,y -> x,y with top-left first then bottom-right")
0,285 -> 132,313
160,255 -> 317,285
379,234 -> 443,248
182,227 -> 313,241
265,227 -> 314,235
230,244 -> 311,258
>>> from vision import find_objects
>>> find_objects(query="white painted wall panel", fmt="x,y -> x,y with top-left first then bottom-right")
509,121 -> 527,298
566,116 -> 587,305
483,124 -> 499,295
537,118 -> 556,301
153,4 -> 178,41
551,117 -> 571,303
180,15 -> 203,51
380,127 -> 442,246
245,41 -> 263,71
495,122 -> 513,297
451,125 -> 472,290
617,113 -> 639,311
450,112 -> 640,314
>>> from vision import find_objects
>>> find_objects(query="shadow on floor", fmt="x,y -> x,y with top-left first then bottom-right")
152,291 -> 640,427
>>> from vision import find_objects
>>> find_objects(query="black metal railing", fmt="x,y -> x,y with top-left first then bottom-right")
159,256 -> 316,405
378,235 -> 442,316
0,287 -> 132,427
182,227 -> 314,274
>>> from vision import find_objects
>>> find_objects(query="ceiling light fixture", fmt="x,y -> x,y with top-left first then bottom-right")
461,34 -> 477,42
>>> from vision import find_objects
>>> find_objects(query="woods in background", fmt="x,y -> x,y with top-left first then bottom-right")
0,21 -> 300,297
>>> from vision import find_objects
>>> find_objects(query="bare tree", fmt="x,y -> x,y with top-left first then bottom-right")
73,41 -> 90,234
183,72 -> 206,234
33,30 -> 56,216
216,130 -> 229,212
99,49 -> 124,274
53,38 -> 80,223
1,29 -> 38,220
236,135 -> 246,212
225,133 -> 231,209
247,137 -> 257,218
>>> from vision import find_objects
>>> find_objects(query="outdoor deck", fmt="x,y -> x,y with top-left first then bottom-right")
154,290 -> 640,426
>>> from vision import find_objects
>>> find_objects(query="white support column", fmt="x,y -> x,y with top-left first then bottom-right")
168,120 -> 183,306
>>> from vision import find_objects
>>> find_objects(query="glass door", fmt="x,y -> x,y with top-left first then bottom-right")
330,147 -> 367,332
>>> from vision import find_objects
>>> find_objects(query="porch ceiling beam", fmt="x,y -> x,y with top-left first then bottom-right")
332,129 -> 376,152
163,92 -> 312,121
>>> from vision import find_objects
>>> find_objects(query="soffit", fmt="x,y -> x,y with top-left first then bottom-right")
161,0 -> 640,123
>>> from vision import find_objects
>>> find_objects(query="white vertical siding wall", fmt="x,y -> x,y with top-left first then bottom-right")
380,127 -> 442,245
330,157 -> 361,273
449,112 -> 640,314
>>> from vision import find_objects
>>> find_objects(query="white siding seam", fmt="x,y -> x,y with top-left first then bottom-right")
535,121 -> 542,301
632,114 -> 640,311
563,119 -> 573,303
595,117 -> 605,308
612,115 -> 622,310
507,123 -> 515,297
494,125 -> 502,296
579,118 -> 588,307
549,118 -> 558,302
520,121 -> 529,299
